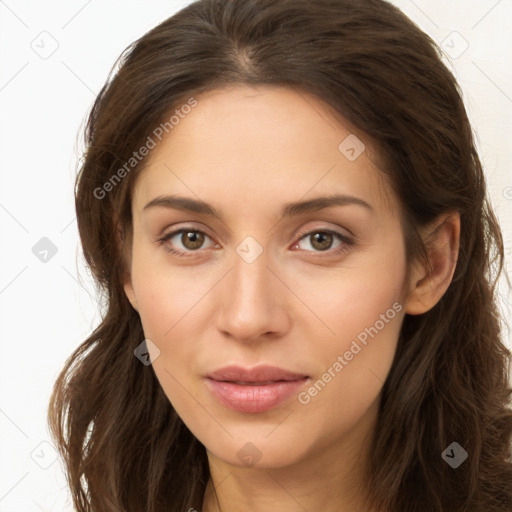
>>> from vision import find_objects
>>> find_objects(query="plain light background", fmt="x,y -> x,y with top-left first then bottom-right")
1,1 -> 511,510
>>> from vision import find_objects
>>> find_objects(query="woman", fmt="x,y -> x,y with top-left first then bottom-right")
48,0 -> 512,510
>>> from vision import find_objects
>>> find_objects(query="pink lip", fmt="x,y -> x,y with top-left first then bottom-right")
205,365 -> 310,413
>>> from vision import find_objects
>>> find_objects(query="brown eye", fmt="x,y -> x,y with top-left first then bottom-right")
293,228 -> 354,256
309,232 -> 334,251
297,230 -> 338,252
180,231 -> 205,250
158,228 -> 216,256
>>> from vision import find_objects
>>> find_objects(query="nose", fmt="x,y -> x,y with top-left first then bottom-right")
214,246 -> 291,344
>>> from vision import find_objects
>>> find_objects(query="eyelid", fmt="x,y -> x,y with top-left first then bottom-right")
292,227 -> 354,255
157,224 -> 354,256
157,226 -> 217,255
294,226 -> 353,244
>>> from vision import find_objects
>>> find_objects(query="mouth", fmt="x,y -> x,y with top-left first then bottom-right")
227,380 -> 289,386
205,365 -> 310,413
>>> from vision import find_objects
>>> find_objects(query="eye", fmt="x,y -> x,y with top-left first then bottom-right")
157,228 -> 216,257
292,228 -> 354,255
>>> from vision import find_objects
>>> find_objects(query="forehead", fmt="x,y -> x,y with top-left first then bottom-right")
132,85 -> 396,218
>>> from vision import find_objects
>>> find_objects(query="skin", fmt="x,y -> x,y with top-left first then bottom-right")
123,85 -> 460,512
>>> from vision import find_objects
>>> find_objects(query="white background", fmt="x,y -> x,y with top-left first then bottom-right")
1,1 -> 511,510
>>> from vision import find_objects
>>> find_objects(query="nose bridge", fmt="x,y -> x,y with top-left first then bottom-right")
232,246 -> 270,306
215,239 -> 288,341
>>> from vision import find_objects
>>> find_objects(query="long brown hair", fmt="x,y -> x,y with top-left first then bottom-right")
48,0 -> 512,510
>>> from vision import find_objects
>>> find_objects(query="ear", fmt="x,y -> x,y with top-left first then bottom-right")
116,222 -> 139,313
405,213 -> 460,315
124,277 -> 139,312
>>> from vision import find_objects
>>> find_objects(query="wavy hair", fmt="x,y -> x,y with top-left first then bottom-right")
48,0 -> 512,510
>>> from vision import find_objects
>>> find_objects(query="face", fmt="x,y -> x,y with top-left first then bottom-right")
124,85 -> 410,469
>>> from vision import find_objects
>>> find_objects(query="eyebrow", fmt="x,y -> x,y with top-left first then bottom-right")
143,193 -> 373,219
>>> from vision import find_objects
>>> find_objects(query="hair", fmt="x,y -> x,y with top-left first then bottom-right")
48,0 -> 512,510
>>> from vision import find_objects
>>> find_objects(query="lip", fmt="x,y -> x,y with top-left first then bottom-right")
205,365 -> 310,413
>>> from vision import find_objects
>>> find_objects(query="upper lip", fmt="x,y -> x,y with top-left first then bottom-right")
206,365 -> 309,383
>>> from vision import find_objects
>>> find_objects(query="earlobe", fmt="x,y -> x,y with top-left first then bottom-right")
124,279 -> 139,312
116,222 -> 138,312
405,213 -> 460,315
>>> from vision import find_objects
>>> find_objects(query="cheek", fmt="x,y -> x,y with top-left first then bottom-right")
131,264 -> 207,417
294,250 -> 406,421
295,237 -> 406,344
130,244 -> 222,389
130,235 -> 204,334
133,268 -> 205,347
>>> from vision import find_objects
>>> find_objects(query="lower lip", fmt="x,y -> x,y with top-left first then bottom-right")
206,377 -> 309,413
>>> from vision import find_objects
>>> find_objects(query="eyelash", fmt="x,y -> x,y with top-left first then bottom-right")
156,227 -> 354,258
